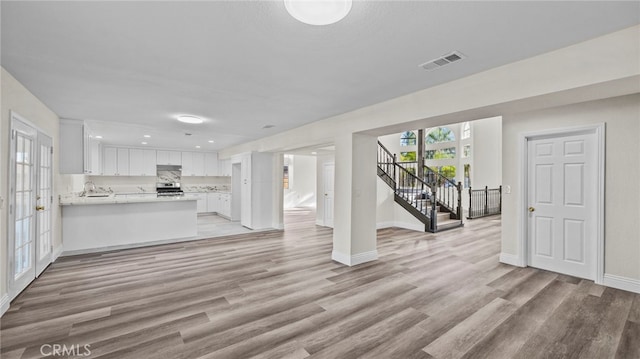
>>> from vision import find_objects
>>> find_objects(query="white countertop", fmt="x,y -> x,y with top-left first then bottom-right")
60,194 -> 197,206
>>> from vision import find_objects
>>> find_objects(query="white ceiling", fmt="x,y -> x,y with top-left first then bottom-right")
2,1 -> 638,151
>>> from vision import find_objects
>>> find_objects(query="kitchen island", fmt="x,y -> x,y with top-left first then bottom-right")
60,194 -> 198,254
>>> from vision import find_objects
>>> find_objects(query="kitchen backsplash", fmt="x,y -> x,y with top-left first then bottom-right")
86,175 -> 231,193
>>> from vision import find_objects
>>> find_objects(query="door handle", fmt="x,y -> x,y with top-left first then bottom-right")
528,207 -> 535,212
36,205 -> 45,211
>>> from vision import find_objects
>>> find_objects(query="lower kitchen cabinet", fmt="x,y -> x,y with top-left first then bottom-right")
205,192 -> 231,218
185,193 -> 207,213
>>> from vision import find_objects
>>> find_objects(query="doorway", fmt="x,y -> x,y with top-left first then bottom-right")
522,124 -> 604,281
8,112 -> 54,300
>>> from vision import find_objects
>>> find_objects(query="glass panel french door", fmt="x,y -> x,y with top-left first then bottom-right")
9,113 -> 53,300
35,133 -> 53,276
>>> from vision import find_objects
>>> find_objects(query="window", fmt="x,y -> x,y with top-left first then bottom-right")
461,122 -> 471,140
462,144 -> 471,158
464,164 -> 471,188
283,165 -> 289,189
435,165 -> 456,181
425,147 -> 456,160
400,131 -> 417,146
399,151 -> 416,162
426,127 -> 455,144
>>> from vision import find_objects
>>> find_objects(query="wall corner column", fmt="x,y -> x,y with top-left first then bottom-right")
331,133 -> 378,266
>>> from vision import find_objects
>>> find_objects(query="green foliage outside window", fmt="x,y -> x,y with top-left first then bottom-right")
425,147 -> 456,160
399,151 -> 416,162
426,127 -> 455,144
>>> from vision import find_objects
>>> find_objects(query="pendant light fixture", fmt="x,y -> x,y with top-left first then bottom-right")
284,0 -> 353,26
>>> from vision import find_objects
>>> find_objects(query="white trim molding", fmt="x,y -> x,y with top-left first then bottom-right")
53,245 -> 64,262
331,250 -> 378,267
1,294 -> 10,316
602,274 -> 640,294
499,252 -> 525,267
518,123 -> 605,284
376,221 -> 394,229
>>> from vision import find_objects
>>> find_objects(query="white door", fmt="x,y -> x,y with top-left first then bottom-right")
35,133 -> 53,276
240,155 -> 252,228
323,163 -> 335,227
9,115 -> 53,299
528,132 -> 597,279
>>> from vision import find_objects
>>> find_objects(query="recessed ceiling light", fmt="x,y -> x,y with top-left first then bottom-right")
195,145 -> 201,149
177,115 -> 203,124
262,124 -> 275,129
141,142 -> 148,145
95,135 -> 103,139
311,151 -> 317,155
284,0 -> 352,26
208,140 -> 215,143
143,135 -> 151,138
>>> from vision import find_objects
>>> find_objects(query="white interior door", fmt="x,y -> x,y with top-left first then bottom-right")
528,132 -> 597,279
9,116 -> 38,299
323,163 -> 335,227
240,155 -> 252,228
35,133 -> 53,276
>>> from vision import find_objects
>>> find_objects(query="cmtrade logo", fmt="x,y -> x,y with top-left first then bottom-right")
40,344 -> 91,357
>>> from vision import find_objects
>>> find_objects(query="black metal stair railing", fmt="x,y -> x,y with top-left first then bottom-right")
377,141 -> 464,232
468,185 -> 502,219
423,165 -> 463,221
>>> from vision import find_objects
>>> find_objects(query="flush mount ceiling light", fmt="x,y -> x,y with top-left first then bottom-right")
177,115 -> 203,124
208,140 -> 215,143
143,134 -> 151,138
284,0 -> 352,26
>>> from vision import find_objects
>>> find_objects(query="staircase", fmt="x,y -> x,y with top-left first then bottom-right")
377,141 -> 463,233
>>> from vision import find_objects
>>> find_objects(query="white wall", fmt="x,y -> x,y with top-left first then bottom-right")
502,94 -> 640,281
472,117 -> 502,189
284,155 -> 316,209
1,68 -> 61,309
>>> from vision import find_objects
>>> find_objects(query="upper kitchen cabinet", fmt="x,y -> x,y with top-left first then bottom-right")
157,150 -> 182,165
218,158 -> 232,176
129,149 -> 156,176
59,119 -> 101,174
182,151 -> 205,176
204,152 -> 219,176
103,147 -> 130,176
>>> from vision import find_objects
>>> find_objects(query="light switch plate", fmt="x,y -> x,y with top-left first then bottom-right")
505,185 -> 511,194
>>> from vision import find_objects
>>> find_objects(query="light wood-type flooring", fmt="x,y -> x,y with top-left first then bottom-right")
1,208 -> 639,358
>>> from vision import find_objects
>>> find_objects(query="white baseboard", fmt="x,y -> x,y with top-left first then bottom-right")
53,245 -> 63,262
315,219 -> 324,227
393,221 -> 425,232
331,250 -> 378,267
499,252 -> 525,267
376,221 -> 394,229
602,273 -> 640,294
0,294 -> 9,317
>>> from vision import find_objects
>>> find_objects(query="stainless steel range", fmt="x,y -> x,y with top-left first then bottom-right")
156,182 -> 184,197
156,165 -> 184,197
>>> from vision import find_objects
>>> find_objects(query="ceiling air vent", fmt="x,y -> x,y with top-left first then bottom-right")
419,51 -> 465,71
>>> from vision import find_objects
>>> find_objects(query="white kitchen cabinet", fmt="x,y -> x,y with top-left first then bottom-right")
103,147 -> 130,176
185,192 -> 207,213
129,149 -> 156,176
204,152 -> 219,176
182,152 -> 205,176
218,159 -> 232,176
60,119 -> 101,174
220,193 -> 231,218
206,192 -> 220,214
157,150 -> 182,165
237,152 -> 275,229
